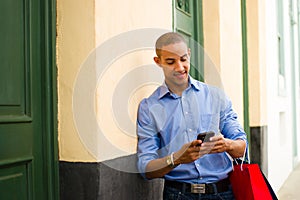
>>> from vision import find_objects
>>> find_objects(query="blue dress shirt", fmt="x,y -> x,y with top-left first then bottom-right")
136,76 -> 247,184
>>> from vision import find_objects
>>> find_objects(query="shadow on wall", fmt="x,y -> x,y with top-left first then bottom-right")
60,154 -> 164,200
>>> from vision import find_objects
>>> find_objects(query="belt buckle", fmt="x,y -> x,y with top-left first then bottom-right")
191,183 -> 205,194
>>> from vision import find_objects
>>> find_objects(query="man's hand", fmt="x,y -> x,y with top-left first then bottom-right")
145,140 -> 204,179
201,135 -> 246,158
173,139 -> 214,165
201,135 -> 228,153
145,136 -> 245,179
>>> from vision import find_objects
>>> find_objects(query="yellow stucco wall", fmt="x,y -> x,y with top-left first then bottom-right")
57,0 -> 250,162
219,0 -> 244,124
57,0 -> 96,161
203,0 -> 244,125
57,0 -> 172,162
247,0 -> 267,126
203,0 -> 267,128
202,0 -> 222,89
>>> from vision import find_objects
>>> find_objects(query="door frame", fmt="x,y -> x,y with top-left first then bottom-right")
241,0 -> 250,143
41,0 -> 59,199
172,0 -> 250,138
172,0 -> 204,81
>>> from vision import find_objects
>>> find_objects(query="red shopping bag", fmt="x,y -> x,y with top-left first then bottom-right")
229,163 -> 273,200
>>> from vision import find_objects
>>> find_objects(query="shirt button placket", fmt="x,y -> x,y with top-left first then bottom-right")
182,94 -> 194,138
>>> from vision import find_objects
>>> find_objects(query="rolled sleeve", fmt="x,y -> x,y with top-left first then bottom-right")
136,99 -> 160,178
219,94 -> 247,141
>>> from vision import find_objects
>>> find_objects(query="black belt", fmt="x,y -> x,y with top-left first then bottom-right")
164,178 -> 230,194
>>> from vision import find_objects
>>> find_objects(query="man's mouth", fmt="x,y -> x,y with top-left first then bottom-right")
175,72 -> 187,78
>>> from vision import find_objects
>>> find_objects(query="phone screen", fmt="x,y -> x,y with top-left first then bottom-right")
197,131 -> 215,146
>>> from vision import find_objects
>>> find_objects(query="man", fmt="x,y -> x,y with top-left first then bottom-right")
136,32 -> 247,200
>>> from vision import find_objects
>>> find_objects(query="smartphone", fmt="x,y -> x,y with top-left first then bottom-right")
197,131 -> 215,146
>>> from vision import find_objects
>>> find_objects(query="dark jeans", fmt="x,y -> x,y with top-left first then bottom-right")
163,184 -> 235,200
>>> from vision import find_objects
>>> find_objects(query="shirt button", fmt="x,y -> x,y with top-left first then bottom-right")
185,111 -> 188,115
196,164 -> 200,167
188,129 -> 193,132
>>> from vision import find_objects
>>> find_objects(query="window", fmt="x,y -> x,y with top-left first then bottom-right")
277,0 -> 287,95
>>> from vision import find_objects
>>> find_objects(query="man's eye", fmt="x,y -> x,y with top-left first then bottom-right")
181,57 -> 188,62
166,61 -> 175,65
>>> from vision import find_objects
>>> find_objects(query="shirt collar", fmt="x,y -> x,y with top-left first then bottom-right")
158,83 -> 170,99
189,76 -> 201,91
158,76 -> 200,99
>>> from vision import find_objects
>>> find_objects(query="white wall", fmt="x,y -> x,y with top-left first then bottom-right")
265,0 -> 299,191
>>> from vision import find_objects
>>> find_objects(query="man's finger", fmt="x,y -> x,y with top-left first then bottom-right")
191,140 -> 202,147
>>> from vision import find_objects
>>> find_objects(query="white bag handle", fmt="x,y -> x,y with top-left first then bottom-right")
232,140 -> 249,171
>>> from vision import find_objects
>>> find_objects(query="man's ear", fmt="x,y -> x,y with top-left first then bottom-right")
153,56 -> 161,66
188,48 -> 191,57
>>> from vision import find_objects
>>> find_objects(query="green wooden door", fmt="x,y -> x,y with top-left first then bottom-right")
0,0 -> 58,199
173,0 -> 204,81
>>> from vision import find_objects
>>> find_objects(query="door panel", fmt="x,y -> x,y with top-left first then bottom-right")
0,0 -> 35,199
0,163 -> 31,200
174,0 -> 204,81
0,0 -> 57,199
0,0 -> 31,121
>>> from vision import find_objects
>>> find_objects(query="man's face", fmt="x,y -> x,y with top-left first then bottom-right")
154,41 -> 190,91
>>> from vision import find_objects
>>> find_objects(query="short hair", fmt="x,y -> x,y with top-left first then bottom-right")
155,32 -> 187,57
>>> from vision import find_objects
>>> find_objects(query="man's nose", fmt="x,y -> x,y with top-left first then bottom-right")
174,61 -> 184,71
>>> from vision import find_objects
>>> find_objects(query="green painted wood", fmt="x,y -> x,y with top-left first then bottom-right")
241,0 -> 251,148
0,0 -> 58,199
0,164 -> 29,200
173,0 -> 204,81
0,0 -> 29,120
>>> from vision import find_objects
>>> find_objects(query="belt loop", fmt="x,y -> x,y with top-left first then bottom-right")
212,183 -> 218,194
182,182 -> 186,193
